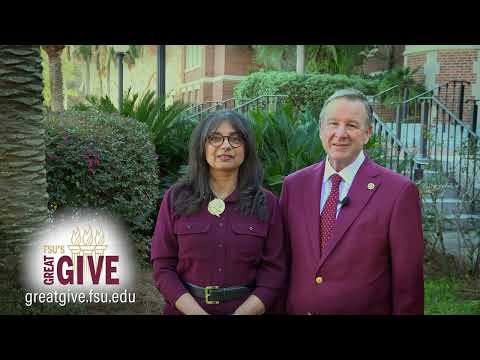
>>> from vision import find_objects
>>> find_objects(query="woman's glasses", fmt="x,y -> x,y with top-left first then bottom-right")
207,133 -> 244,148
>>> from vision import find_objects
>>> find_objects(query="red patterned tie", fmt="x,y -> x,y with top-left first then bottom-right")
320,174 -> 342,252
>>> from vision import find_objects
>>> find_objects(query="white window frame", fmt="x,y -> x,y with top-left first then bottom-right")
185,45 -> 201,71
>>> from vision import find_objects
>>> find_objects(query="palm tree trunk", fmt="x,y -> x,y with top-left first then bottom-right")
0,45 -> 48,259
43,45 -> 65,112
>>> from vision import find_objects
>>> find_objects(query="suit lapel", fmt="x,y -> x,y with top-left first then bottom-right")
305,161 -> 325,263
317,158 -> 381,270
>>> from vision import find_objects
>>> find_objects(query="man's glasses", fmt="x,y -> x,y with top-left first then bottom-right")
207,133 -> 244,148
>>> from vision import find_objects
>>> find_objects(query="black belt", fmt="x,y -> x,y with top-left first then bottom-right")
184,281 -> 255,305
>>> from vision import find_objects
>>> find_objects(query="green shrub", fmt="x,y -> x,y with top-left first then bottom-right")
247,105 -> 324,195
235,71 -> 380,116
43,109 -> 160,261
72,89 -> 192,198
247,104 -> 384,195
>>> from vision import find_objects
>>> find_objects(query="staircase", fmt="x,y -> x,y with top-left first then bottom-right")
369,81 -> 480,255
183,95 -> 289,123
182,98 -> 251,119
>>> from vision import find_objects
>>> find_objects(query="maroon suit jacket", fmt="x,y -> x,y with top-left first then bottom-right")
279,157 -> 424,315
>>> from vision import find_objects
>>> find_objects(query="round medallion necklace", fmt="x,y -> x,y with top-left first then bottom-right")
208,198 -> 225,217
207,188 -> 230,217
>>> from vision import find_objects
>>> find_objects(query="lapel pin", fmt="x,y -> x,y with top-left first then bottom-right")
367,182 -> 375,190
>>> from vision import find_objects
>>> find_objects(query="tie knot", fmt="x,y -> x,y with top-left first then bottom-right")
330,174 -> 342,189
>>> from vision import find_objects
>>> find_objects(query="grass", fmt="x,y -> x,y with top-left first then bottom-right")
425,277 -> 480,315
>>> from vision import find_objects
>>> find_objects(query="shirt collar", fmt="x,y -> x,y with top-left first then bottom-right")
224,188 -> 239,203
323,150 -> 365,186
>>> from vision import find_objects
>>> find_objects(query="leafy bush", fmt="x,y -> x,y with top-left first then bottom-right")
72,89 -> 192,198
235,71 -> 380,116
118,90 -> 192,196
43,109 -> 160,261
376,66 -> 427,105
248,105 -> 324,195
247,104 -> 384,195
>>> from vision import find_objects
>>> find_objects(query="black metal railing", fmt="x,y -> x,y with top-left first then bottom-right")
418,96 -> 479,211
370,80 -> 472,156
183,101 -> 223,117
371,111 -> 421,180
370,84 -> 401,104
183,98 -> 246,118
233,95 -> 289,114
184,97 -> 257,123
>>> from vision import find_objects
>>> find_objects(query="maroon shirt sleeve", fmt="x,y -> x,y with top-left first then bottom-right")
150,188 -> 189,306
251,192 -> 288,310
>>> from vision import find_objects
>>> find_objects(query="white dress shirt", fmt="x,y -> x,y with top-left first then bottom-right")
320,150 -> 366,218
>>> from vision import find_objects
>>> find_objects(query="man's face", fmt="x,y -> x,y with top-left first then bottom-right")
319,98 -> 372,172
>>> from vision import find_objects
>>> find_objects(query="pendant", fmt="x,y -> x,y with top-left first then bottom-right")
208,198 -> 225,217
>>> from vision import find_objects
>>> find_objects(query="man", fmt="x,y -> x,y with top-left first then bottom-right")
280,88 -> 424,315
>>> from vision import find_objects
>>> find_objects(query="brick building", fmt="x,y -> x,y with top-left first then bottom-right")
74,45 -> 480,123
168,45 -> 254,104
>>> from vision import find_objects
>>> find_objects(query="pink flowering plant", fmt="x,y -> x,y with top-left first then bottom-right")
43,109 -> 160,260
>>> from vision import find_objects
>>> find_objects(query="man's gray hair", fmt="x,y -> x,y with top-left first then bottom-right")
319,88 -> 373,127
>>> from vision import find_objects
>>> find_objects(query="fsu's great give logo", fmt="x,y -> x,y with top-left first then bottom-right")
23,213 -> 135,293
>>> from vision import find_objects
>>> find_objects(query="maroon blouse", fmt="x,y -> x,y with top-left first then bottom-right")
151,187 -> 287,315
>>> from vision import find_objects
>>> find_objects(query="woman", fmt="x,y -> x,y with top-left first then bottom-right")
151,110 -> 286,315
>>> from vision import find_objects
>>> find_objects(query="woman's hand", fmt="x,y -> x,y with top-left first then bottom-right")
232,295 -> 266,315
175,293 -> 210,315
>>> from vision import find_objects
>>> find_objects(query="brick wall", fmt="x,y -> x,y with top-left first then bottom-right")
204,45 -> 215,77
372,104 -> 396,122
436,50 -> 478,122
361,45 -> 405,74
179,45 -> 252,104
184,67 -> 202,83
200,82 -> 213,102
405,49 -> 478,123
222,80 -> 239,100
211,79 -> 241,101
212,81 -> 223,102
214,45 -> 226,77
225,45 -> 254,75
406,52 -> 426,84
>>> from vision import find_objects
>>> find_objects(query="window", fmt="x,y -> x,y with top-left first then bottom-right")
186,45 -> 201,70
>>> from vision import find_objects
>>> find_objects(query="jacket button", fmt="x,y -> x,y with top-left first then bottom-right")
249,226 -> 253,231
187,225 -> 191,229
315,276 -> 323,285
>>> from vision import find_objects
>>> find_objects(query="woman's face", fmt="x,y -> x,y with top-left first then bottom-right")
205,120 -> 245,174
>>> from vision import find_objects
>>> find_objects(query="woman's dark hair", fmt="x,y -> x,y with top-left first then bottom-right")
172,110 -> 268,222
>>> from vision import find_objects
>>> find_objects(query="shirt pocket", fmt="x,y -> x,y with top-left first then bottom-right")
174,222 -> 211,260
231,222 -> 268,262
